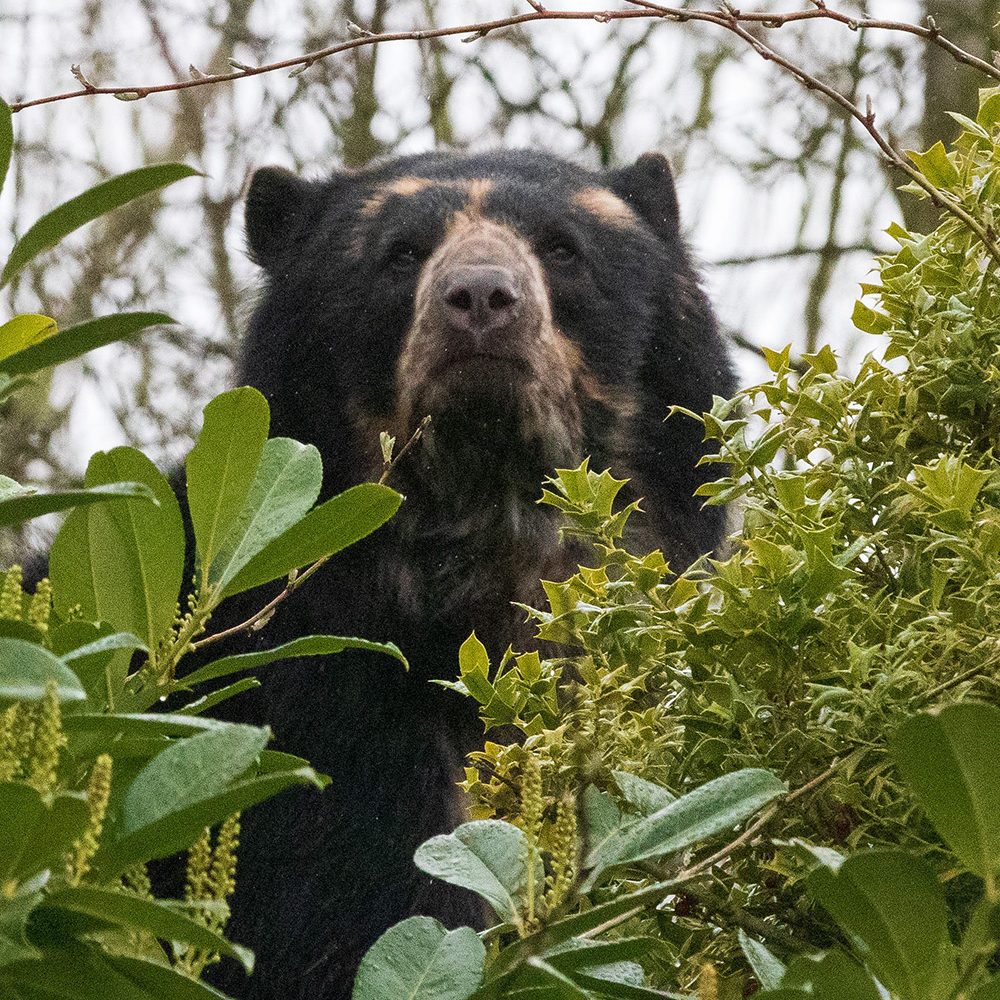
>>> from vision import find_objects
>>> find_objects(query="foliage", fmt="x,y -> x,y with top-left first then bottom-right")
0,100 -> 404,998
352,88 -> 1000,998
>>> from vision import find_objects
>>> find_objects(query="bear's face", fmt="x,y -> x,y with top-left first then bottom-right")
241,150 -> 730,581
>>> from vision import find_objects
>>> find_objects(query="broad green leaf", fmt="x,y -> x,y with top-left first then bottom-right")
63,712 -> 227,740
51,624 -> 146,709
973,979 -> 1000,1000
222,482 -> 403,597
613,771 -> 675,814
50,447 -> 185,653
0,163 -> 199,287
0,479 -> 155,528
893,703 -> 1000,890
0,638 -> 86,702
808,850 -> 956,1000
182,633 -> 407,688
414,820 -> 543,922
521,957 -> 591,997
43,886 -> 253,973
977,88 -> 1000,131
779,951 -> 883,1000
353,917 -> 484,1000
0,785 -> 89,883
208,436 -> 322,593
103,727 -> 324,874
851,300 -> 892,335
0,98 -> 11,201
0,886 -> 43,968
0,314 -> 57,362
738,930 -> 785,991
176,677 -> 260,716
0,312 -> 171,376
906,141 -> 961,190
186,387 -> 270,581
587,768 -> 785,878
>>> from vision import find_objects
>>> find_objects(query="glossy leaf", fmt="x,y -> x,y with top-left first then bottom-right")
0,478 -> 155,528
353,916 -> 484,1000
43,886 -> 253,973
414,820 -> 543,922
181,633 -> 407,688
0,784 -> 89,882
738,929 -> 785,991
892,703 -> 1000,888
0,312 -> 172,376
186,387 -> 270,580
587,768 -> 785,878
0,638 -> 86,703
808,850 -> 956,1000
50,447 -> 185,653
208,436 -> 322,593
1,163 -> 199,287
778,951 -> 883,1000
222,482 -> 403,597
0,313 -> 57,362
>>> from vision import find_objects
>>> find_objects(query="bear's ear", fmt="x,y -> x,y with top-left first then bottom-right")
245,166 -> 315,268
607,152 -> 681,242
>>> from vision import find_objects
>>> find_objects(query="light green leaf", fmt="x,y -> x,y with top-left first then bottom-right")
613,771 -> 675,814
738,930 -> 785,991
0,479 -> 155,528
181,634 -> 407,689
0,885 -> 43,968
222,482 -> 402,597
779,951 -> 883,1000
414,820 -> 543,922
186,387 -> 270,581
808,850 -> 956,1000
906,141 -> 961,190
0,312 -> 172,376
50,447 -> 185,653
0,314 -> 57,362
43,885 -> 253,973
208,436 -> 322,593
0,785 -> 89,882
1,163 -> 199,288
587,768 -> 785,878
0,99 -> 11,202
0,638 -> 86,703
353,917 -> 484,1000
851,300 -> 892,335
892,703 -> 1000,890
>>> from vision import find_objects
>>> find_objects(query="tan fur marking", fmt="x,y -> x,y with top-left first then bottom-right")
572,187 -> 638,229
465,178 -> 494,216
361,176 -> 436,217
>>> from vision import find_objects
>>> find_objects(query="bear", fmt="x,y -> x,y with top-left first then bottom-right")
206,148 -> 735,1000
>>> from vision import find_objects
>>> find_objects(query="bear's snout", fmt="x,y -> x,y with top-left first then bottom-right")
440,264 -> 523,339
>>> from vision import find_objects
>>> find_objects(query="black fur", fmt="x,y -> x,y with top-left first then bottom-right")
205,149 -> 733,999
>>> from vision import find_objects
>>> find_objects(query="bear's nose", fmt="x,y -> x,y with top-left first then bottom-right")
441,266 -> 522,335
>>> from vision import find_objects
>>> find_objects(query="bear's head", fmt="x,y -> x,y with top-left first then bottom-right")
240,150 -> 732,608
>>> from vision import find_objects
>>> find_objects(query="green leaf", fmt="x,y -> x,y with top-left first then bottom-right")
0,885 -> 43,969
0,638 -> 86,703
414,820 -> 543,922
222,482 -> 403,597
906,141 -> 961,190
613,772 -> 675,814
0,479 -> 156,528
50,447 -> 185,653
181,634 -> 407,689
892,703 -> 1000,890
0,785 -> 89,882
0,99 -> 11,202
0,312 -> 172,376
0,163 -> 199,288
0,314 -> 57,362
973,979 -> 1000,1000
353,917 -> 484,1000
807,850 -> 956,1000
102,726 -> 324,875
208,436 -> 323,593
185,387 -> 270,582
587,768 -> 785,878
851,300 -> 892,335
780,951 -> 884,1000
738,930 -> 785,991
43,885 -> 253,973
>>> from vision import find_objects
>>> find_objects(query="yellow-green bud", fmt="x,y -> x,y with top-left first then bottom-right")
0,565 -> 23,621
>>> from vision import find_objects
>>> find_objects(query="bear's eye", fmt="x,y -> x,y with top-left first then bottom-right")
384,241 -> 421,272
541,239 -> 578,265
